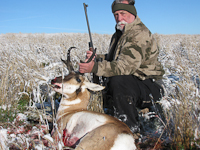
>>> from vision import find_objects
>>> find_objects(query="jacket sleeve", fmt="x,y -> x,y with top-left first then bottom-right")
96,54 -> 107,61
92,30 -> 151,77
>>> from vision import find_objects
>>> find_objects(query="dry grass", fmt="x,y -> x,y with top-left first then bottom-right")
154,34 -> 200,149
0,33 -> 200,149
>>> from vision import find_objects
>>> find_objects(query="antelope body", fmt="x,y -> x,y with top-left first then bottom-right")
51,47 -> 136,150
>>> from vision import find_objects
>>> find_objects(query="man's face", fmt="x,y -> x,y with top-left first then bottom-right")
114,10 -> 135,31
113,2 -> 136,31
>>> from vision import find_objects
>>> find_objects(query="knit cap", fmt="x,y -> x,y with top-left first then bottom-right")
112,1 -> 137,17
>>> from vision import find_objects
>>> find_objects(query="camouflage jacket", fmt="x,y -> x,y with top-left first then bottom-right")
92,16 -> 164,80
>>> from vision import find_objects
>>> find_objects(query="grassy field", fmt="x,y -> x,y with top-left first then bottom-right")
0,33 -> 199,149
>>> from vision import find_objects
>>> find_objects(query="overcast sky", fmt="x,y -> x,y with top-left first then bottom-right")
1,0 -> 200,34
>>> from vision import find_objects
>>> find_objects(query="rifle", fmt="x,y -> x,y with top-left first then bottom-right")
83,3 -> 100,84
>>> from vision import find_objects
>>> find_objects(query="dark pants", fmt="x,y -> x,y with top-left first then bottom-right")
103,75 -> 164,132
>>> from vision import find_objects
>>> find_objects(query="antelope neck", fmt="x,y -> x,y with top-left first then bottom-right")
56,89 -> 90,119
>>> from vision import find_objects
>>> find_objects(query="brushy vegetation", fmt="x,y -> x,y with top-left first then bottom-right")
0,33 -> 199,149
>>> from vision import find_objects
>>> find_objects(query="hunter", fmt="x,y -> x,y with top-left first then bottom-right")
79,0 -> 165,133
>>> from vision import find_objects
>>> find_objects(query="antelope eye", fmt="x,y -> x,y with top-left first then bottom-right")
76,77 -> 81,83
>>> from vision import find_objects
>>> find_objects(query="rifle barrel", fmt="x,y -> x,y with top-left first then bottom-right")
83,3 -> 94,49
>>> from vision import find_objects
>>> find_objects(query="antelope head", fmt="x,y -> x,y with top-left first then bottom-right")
51,47 -> 104,100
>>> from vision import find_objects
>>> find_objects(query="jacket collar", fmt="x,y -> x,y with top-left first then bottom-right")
124,16 -> 141,32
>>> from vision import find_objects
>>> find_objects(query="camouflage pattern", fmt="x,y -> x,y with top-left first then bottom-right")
93,16 -> 165,81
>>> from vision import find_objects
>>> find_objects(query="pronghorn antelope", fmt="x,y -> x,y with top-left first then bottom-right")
51,47 -> 136,150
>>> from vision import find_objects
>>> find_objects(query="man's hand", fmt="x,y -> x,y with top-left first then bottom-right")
86,50 -> 96,61
79,51 -> 95,73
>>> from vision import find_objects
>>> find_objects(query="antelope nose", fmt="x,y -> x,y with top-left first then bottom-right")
51,77 -> 57,84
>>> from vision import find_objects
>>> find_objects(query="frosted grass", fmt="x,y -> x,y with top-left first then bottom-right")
0,33 -> 199,149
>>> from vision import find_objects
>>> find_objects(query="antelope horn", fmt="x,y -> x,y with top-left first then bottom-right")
61,47 -> 76,72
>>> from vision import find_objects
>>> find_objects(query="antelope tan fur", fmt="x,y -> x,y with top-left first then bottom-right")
51,47 -> 136,150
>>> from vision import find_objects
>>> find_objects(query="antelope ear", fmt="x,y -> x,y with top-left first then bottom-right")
83,81 -> 105,91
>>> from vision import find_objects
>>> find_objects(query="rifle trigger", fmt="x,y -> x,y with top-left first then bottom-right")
86,51 -> 96,63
